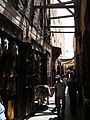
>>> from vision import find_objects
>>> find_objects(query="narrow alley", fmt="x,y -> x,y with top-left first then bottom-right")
0,0 -> 90,120
26,87 -> 83,120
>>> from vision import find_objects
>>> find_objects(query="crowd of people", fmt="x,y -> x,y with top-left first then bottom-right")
54,68 -> 78,117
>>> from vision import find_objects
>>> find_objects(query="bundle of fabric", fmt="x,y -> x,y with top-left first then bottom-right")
0,103 -> 6,120
35,85 -> 51,105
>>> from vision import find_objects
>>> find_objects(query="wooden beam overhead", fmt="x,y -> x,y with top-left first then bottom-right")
33,4 -> 74,9
57,0 -> 74,5
50,31 -> 75,33
46,26 -> 75,28
50,15 -> 74,19
57,0 -> 74,15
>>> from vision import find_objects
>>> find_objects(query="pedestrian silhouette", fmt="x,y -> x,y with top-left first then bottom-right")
67,71 -> 77,115
55,75 -> 66,117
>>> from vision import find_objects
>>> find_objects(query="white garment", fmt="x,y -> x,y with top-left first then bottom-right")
55,80 -> 65,98
0,103 -> 6,120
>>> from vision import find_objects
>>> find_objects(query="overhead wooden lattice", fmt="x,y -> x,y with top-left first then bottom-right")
33,0 -> 76,33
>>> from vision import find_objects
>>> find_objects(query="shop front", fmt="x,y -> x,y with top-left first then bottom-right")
0,13 -> 24,119
23,39 -> 50,116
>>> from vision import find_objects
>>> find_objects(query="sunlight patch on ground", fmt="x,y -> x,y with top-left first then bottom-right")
28,115 -> 57,120
47,104 -> 55,108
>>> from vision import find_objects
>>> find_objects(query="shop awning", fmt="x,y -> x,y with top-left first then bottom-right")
60,57 -> 74,62
52,46 -> 61,62
61,58 -> 75,66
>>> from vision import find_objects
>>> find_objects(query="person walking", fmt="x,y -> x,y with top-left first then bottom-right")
67,71 -> 77,115
55,75 -> 66,117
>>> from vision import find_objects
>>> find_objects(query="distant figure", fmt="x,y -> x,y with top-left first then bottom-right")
0,96 -> 7,120
67,72 -> 77,115
62,74 -> 68,87
55,75 -> 66,116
